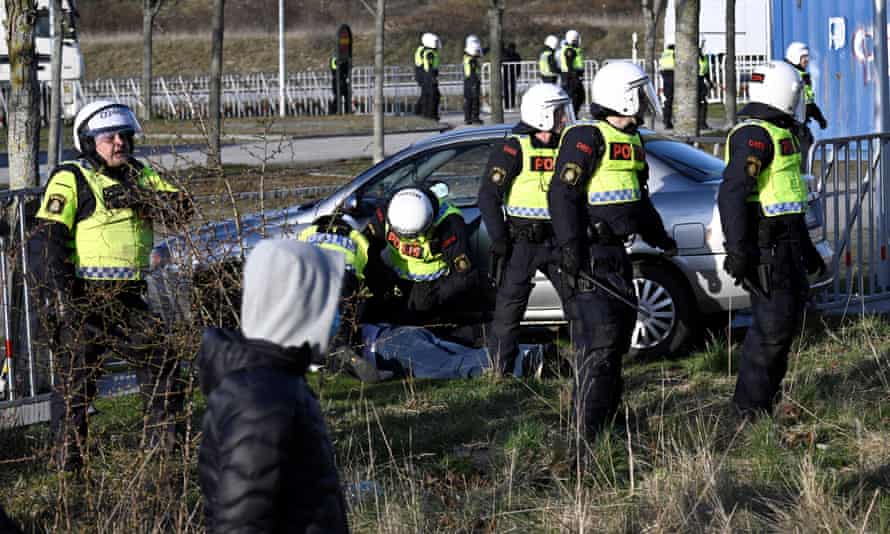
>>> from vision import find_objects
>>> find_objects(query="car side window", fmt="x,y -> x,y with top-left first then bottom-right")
358,142 -> 493,207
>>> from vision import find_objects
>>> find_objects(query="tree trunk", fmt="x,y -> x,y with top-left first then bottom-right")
7,0 -> 41,190
487,1 -> 503,124
373,0 -> 385,163
47,0 -> 64,173
207,0 -> 225,169
724,0 -> 737,126
674,0 -> 699,137
141,1 -> 155,120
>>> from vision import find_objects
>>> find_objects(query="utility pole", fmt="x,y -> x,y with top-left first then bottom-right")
373,0 -> 385,162
47,0 -> 64,174
674,0 -> 700,137
278,0 -> 286,117
724,0 -> 737,126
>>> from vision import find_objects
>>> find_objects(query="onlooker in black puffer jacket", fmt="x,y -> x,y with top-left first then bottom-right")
197,240 -> 349,533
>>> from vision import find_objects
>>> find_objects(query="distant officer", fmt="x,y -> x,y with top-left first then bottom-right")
549,62 -> 677,444
463,39 -> 483,124
559,30 -> 585,115
719,60 -> 825,418
479,83 -> 575,375
659,43 -> 675,129
329,52 -> 350,114
785,41 -> 828,166
698,45 -> 713,129
30,100 -> 192,470
415,33 -> 442,120
367,186 -> 478,326
539,35 -> 560,84
502,42 -> 522,109
414,33 -> 433,116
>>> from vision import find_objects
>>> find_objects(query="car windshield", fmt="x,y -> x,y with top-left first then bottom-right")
645,138 -> 726,183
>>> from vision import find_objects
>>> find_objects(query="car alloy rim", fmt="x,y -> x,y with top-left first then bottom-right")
631,277 -> 676,350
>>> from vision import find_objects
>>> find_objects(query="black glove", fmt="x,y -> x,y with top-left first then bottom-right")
560,243 -> 581,278
817,117 -> 828,130
490,238 -> 511,259
723,251 -> 748,282
103,184 -> 149,214
408,283 -> 439,312
660,237 -> 679,257
803,244 -> 826,277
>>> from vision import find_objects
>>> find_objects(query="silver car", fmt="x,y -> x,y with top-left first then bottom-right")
150,124 -> 833,357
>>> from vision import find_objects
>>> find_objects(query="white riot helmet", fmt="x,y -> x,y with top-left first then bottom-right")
387,187 -> 438,238
748,60 -> 803,117
520,83 -> 576,133
565,30 -> 580,46
785,41 -> 809,66
465,40 -> 482,57
73,100 -> 142,153
421,32 -> 438,49
544,35 -> 559,50
465,34 -> 481,48
591,61 -> 663,118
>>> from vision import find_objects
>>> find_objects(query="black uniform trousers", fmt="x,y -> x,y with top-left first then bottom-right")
49,280 -> 181,467
464,76 -> 481,123
733,239 -> 808,413
419,73 -> 440,120
697,76 -> 710,128
489,236 -> 565,374
562,72 -> 584,116
564,243 -> 636,440
661,70 -> 674,128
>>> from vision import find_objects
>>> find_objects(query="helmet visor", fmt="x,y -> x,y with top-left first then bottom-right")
631,77 -> 663,118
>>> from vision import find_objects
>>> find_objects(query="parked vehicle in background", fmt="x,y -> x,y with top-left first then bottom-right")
0,0 -> 84,119
150,124 -> 833,358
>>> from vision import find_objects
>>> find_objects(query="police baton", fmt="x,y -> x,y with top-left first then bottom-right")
570,269 -> 651,319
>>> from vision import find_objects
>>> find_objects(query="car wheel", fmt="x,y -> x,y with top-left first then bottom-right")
629,261 -> 695,358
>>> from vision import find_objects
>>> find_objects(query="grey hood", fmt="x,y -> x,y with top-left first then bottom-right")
241,239 -> 345,358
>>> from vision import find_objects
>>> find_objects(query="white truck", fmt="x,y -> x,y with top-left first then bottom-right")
664,0 -> 771,58
0,0 -> 84,119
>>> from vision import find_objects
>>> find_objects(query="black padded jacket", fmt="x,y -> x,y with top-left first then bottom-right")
197,327 -> 349,534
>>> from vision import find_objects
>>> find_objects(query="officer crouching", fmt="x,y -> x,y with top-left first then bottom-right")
548,62 -> 677,445
29,100 -> 192,470
718,61 -> 825,418
479,83 -> 575,375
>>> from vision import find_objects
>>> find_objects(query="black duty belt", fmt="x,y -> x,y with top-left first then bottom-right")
508,220 -> 553,243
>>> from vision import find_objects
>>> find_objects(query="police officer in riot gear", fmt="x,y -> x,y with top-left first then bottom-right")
559,30 -> 585,115
539,35 -> 560,84
698,45 -> 713,129
549,62 -> 677,443
719,60 -> 825,418
463,38 -> 484,124
366,186 -> 478,328
479,83 -> 575,375
30,100 -> 192,470
785,41 -> 827,165
659,43 -> 675,129
414,33 -> 441,120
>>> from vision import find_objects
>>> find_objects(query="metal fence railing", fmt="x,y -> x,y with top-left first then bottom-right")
809,133 -> 890,311
0,55 -> 769,123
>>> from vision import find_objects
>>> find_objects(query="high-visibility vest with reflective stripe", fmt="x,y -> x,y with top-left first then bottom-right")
539,48 -> 557,77
385,201 -> 462,281
698,55 -> 710,76
61,162 -> 176,281
559,122 -> 643,206
298,224 -> 369,279
725,119 -> 806,217
660,49 -> 675,71
414,46 -> 425,68
505,135 -> 557,219
559,45 -> 584,72
330,56 -> 337,70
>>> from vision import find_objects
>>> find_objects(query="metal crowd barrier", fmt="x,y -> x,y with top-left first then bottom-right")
809,133 -> 890,311
57,55 -> 764,122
